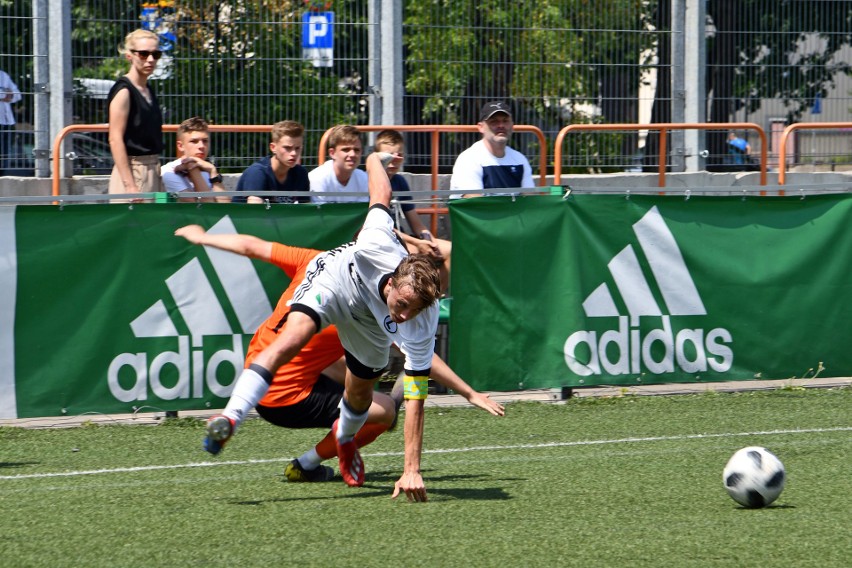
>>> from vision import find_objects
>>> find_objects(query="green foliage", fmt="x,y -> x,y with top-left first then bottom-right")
560,122 -> 631,174
1,388 -> 850,567
65,1 -> 364,168
707,0 -> 852,122
404,0 -> 654,125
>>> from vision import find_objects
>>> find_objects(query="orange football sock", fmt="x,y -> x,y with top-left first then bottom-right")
315,423 -> 390,459
315,431 -> 337,460
353,423 -> 389,449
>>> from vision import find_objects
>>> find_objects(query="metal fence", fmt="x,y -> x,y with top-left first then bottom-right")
1,0 -> 851,178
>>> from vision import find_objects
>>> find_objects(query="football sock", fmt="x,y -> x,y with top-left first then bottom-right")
315,431 -> 337,461
336,398 -> 369,442
222,365 -> 272,425
314,422 -> 389,462
353,423 -> 389,449
296,448 -> 323,471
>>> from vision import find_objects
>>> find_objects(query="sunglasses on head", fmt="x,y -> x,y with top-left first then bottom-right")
131,49 -> 163,60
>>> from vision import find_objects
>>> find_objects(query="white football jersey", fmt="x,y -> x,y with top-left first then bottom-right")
291,205 -> 438,372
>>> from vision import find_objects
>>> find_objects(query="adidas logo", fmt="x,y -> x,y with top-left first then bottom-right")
108,216 -> 269,403
564,206 -> 734,378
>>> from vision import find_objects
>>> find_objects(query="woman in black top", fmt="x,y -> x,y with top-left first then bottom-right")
107,29 -> 164,196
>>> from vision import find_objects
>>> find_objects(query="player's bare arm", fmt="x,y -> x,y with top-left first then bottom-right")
174,224 -> 273,260
388,344 -> 504,417
393,229 -> 444,263
392,397 -> 427,502
365,151 -> 397,208
429,354 -> 505,417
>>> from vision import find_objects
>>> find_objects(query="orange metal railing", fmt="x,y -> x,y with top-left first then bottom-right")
51,123 -> 276,197
553,122 -> 768,188
317,124 -> 549,234
52,124 -> 548,220
777,122 -> 852,185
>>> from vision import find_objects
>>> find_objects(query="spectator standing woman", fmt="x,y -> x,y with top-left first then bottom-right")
0,67 -> 22,176
107,30 -> 164,196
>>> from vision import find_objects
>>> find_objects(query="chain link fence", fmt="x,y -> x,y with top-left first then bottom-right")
1,1 -> 850,178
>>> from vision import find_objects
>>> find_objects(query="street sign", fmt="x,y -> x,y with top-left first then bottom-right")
302,12 -> 334,68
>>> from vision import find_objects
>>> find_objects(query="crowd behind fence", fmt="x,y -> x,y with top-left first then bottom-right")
1,1 -> 851,179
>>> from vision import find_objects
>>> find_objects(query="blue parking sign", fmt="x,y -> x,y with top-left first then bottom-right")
302,12 -> 334,49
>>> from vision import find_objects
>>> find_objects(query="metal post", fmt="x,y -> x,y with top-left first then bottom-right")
367,0 -> 381,127
32,0 -> 50,177
684,0 -> 707,171
380,0 -> 403,126
670,0 -> 686,172
48,0 -> 72,178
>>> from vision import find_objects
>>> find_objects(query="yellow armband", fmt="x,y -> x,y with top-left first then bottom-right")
403,374 -> 429,400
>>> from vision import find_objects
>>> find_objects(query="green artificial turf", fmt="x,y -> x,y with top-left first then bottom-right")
1,388 -> 850,567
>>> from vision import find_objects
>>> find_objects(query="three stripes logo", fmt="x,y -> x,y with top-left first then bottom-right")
108,216 -> 271,403
564,206 -> 734,377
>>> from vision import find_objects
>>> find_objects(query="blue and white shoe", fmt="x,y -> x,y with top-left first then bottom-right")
203,415 -> 235,455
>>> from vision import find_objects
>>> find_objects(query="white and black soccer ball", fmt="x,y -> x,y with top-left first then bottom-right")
723,446 -> 786,508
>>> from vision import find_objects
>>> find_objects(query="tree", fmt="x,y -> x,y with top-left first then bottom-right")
69,1 -> 368,169
647,0 -> 852,169
403,0 -> 655,172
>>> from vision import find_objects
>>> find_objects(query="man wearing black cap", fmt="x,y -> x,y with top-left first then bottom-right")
450,101 -> 535,198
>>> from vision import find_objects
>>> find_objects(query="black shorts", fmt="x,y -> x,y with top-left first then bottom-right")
255,374 -> 344,429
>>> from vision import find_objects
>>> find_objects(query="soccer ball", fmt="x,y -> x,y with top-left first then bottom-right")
722,446 -> 786,508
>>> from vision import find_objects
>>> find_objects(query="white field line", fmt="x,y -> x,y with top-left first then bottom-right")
1,426 -> 849,481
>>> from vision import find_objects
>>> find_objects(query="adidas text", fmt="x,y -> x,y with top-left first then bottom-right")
107,335 -> 244,402
564,316 -> 734,377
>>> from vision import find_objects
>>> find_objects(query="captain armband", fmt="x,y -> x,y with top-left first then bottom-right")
403,374 -> 429,400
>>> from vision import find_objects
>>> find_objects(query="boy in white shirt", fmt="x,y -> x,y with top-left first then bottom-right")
309,124 -> 368,203
161,117 -> 228,202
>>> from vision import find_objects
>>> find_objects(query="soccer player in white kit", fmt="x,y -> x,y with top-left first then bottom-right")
205,151 -> 442,502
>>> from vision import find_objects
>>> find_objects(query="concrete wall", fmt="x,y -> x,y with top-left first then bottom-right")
2,169 -> 851,200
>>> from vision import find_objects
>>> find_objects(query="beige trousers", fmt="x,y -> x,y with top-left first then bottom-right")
108,154 -> 163,195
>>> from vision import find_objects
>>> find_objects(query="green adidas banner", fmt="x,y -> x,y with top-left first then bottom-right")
0,203 -> 365,419
448,193 -> 852,390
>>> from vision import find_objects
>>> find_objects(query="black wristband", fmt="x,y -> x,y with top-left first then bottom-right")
209,174 -> 223,184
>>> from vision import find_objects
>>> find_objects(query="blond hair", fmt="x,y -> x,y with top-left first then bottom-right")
271,120 -> 305,143
392,255 -> 442,307
118,30 -> 159,56
327,124 -> 362,150
374,129 -> 404,152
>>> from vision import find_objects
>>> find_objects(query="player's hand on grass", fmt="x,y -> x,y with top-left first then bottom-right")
392,471 -> 427,503
174,224 -> 207,244
468,392 -> 505,417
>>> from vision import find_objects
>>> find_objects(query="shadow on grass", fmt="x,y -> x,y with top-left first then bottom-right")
734,504 -> 796,510
228,472 -> 512,505
0,462 -> 40,469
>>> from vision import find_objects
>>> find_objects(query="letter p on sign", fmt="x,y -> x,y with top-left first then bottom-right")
302,12 -> 334,48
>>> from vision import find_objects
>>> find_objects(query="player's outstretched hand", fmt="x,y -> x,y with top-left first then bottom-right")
392,471 -> 428,503
174,224 -> 207,244
468,392 -> 506,417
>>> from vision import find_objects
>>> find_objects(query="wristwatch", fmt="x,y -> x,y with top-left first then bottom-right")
209,174 -> 223,184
